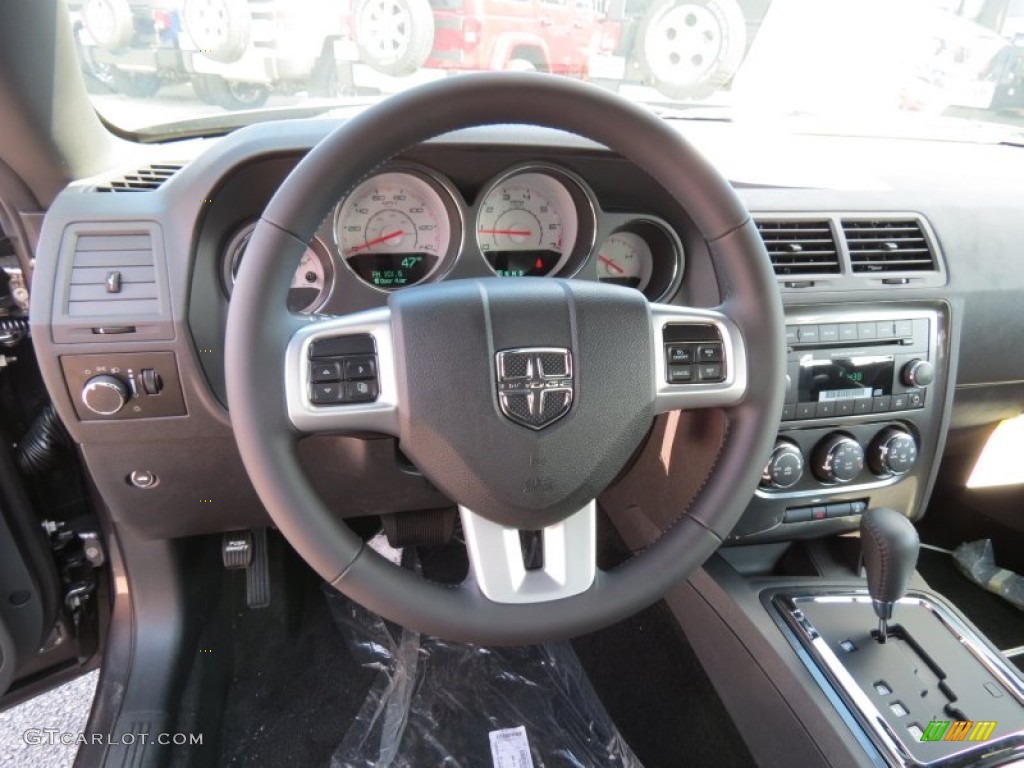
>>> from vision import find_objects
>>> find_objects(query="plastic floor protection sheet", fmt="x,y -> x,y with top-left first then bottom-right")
323,585 -> 643,768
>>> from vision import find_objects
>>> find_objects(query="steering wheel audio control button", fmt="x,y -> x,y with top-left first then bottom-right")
344,357 -> 376,380
344,380 -> 378,402
311,382 -> 344,404
311,362 -> 343,382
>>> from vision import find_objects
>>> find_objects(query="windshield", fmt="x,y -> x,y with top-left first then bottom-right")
70,0 -> 1024,139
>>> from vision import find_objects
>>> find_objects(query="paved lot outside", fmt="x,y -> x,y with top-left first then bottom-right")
0,670 -> 98,768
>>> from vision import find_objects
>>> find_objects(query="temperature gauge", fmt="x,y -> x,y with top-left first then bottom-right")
596,232 -> 653,291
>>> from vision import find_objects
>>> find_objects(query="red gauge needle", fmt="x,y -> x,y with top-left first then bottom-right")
478,229 -> 533,236
348,230 -> 405,253
598,254 -> 625,275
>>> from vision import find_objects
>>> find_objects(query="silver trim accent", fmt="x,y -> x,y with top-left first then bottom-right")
651,303 -> 748,412
284,307 -> 399,435
775,591 -> 1024,767
459,501 -> 596,604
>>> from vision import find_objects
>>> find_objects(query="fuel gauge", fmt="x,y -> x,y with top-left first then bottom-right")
596,232 -> 653,291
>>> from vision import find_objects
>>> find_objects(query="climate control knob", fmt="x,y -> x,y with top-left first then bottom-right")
761,440 -> 804,489
812,434 -> 865,484
869,427 -> 918,477
901,359 -> 934,387
81,374 -> 129,416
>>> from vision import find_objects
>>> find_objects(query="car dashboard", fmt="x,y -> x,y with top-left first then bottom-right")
26,117 -> 1024,545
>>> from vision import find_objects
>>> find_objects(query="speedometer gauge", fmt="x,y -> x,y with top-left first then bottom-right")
477,171 -> 581,277
335,171 -> 458,290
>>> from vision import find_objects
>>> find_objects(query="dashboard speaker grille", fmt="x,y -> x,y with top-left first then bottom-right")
755,219 -> 841,276
842,218 -> 936,273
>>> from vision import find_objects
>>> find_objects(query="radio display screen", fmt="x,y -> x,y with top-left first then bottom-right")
798,355 -> 894,402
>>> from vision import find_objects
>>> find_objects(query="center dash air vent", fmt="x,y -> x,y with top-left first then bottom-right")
755,219 -> 840,276
95,163 -> 184,193
842,218 -> 936,273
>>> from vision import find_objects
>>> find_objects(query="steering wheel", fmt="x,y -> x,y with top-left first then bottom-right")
225,74 -> 785,644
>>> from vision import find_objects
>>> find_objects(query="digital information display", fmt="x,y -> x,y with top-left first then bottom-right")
798,355 -> 894,403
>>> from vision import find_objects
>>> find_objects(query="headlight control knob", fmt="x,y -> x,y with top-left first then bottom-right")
81,374 -> 129,416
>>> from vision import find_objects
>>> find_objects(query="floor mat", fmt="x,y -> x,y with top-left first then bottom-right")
573,601 -> 756,768
917,547 -> 1024,652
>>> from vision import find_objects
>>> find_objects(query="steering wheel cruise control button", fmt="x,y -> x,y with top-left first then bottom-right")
312,362 -> 343,382
344,380 -> 378,402
311,383 -> 344,404
344,357 -> 376,380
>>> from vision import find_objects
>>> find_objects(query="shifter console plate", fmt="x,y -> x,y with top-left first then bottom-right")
772,591 -> 1024,767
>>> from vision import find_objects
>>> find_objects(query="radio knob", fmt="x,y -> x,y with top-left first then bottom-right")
901,359 -> 934,387
81,374 -> 129,416
869,427 -> 918,477
812,434 -> 865,484
761,440 -> 804,489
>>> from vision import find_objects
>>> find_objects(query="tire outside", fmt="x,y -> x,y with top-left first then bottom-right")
183,0 -> 252,64
634,0 -> 746,100
201,76 -> 271,110
82,0 -> 135,52
354,0 -> 435,77
109,68 -> 162,98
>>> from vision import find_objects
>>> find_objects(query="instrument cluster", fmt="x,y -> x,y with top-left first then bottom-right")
222,162 -> 684,312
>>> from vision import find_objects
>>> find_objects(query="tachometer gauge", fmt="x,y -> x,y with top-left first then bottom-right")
596,232 -> 653,291
335,171 -> 457,290
224,224 -> 332,314
477,171 -> 581,277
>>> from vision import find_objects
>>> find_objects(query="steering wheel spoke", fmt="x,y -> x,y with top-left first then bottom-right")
459,501 -> 597,604
284,307 -> 400,435
651,303 -> 748,414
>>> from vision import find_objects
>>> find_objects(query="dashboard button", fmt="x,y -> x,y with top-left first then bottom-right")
826,502 -> 853,518
811,505 -> 827,520
854,399 -> 872,415
839,324 -> 858,341
836,400 -> 855,416
311,362 -> 342,383
872,395 -> 891,413
786,326 -> 799,344
816,401 -> 836,418
311,382 -> 344,404
894,319 -> 914,338
697,344 -> 723,362
819,324 -> 839,342
667,344 -> 694,364
782,404 -> 796,421
668,365 -> 694,383
891,394 -> 908,410
785,507 -> 813,523
344,357 -> 376,380
798,325 -> 819,343
698,364 -> 723,381
850,500 -> 868,514
796,403 -> 816,419
907,389 -> 925,408
876,320 -> 896,339
857,322 -> 877,340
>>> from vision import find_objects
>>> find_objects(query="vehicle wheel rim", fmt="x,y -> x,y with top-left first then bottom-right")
187,0 -> 233,49
360,0 -> 413,63
83,0 -> 117,47
227,81 -> 265,104
645,4 -> 725,88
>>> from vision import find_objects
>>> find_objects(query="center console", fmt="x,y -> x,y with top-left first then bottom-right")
730,304 -> 949,543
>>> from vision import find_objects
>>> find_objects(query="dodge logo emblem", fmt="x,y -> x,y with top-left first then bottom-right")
495,348 -> 573,430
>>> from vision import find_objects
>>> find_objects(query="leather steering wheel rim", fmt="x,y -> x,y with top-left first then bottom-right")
225,73 -> 785,644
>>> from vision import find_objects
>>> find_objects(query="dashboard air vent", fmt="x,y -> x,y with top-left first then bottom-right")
755,219 -> 840,276
95,163 -> 184,193
842,218 -> 936,273
67,232 -> 158,317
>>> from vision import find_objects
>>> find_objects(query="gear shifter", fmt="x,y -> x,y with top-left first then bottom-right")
860,508 -> 920,643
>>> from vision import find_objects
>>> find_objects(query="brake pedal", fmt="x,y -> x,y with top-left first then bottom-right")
222,529 -> 270,609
